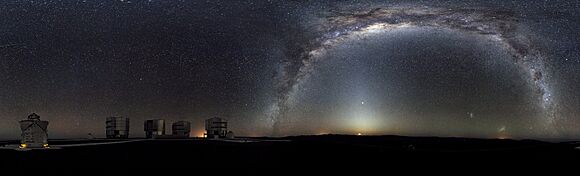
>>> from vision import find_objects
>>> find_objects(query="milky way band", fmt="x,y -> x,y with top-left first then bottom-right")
269,6 -> 556,134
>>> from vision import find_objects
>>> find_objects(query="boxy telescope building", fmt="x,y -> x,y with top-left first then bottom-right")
144,119 -> 165,138
19,113 -> 49,148
205,117 -> 228,139
172,121 -> 191,138
106,117 -> 130,139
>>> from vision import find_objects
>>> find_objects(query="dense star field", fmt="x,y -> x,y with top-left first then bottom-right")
0,0 -> 579,140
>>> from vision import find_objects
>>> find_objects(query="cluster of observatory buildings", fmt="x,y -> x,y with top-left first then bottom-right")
105,117 -> 234,139
17,113 -> 234,149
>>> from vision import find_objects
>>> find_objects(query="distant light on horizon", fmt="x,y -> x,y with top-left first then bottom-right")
497,136 -> 510,140
191,130 -> 206,138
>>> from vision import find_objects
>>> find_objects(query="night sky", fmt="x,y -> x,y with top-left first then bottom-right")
1,0 -> 579,140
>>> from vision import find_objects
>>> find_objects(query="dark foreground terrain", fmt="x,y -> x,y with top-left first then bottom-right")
1,135 -> 579,168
